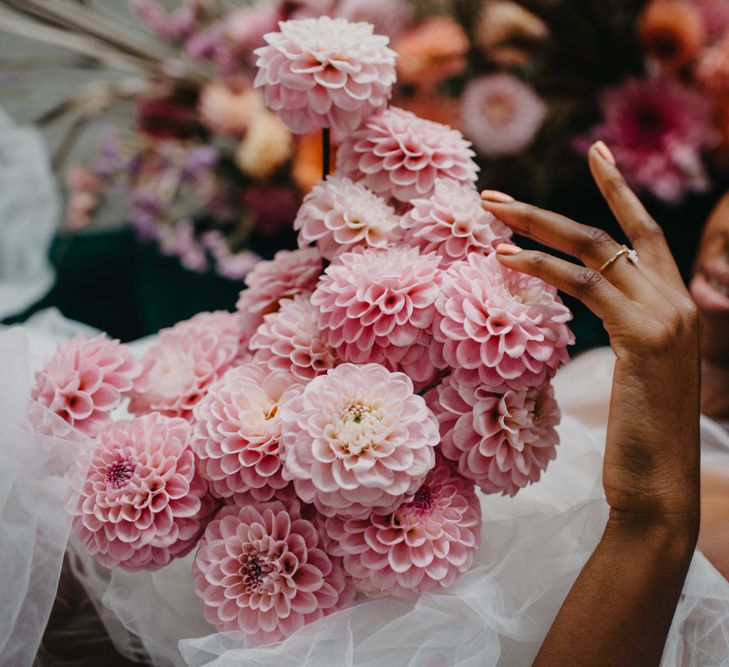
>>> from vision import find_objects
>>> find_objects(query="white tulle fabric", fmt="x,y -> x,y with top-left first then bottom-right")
2,317 -> 729,667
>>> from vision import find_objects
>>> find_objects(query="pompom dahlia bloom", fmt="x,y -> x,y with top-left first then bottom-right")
280,363 -> 439,518
294,174 -> 401,260
70,413 -> 215,571
129,311 -> 243,421
584,76 -> 718,203
32,334 -> 140,437
250,294 -> 338,382
401,179 -> 512,266
236,248 -> 322,335
311,246 -> 442,386
253,16 -> 397,134
461,74 -> 547,157
434,253 -> 573,391
337,106 -> 479,202
325,459 -> 480,598
193,502 -> 354,643
428,376 -> 560,496
192,363 -> 300,502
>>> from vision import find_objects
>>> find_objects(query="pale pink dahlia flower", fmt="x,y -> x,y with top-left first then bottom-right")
192,363 -> 300,503
70,413 -> 216,571
461,73 -> 547,157
583,76 -> 718,203
428,375 -> 560,496
311,246 -> 442,387
250,294 -> 338,382
129,311 -> 243,421
325,458 -> 480,598
401,179 -> 512,266
193,502 -> 354,643
253,16 -> 397,134
434,253 -> 573,391
337,106 -> 479,202
236,248 -> 322,338
294,174 -> 401,260
32,335 -> 140,437
280,363 -> 439,518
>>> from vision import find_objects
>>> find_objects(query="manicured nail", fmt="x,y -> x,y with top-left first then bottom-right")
481,190 -> 514,203
593,140 -> 616,166
496,243 -> 522,255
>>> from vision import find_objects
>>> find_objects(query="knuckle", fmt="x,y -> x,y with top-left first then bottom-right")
632,217 -> 665,243
578,225 -> 615,258
574,266 -> 603,295
528,250 -> 548,271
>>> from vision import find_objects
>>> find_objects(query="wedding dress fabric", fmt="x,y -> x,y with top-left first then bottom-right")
2,315 -> 729,667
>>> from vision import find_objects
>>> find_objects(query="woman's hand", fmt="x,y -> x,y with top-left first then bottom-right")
481,142 -> 701,667
482,143 -> 701,532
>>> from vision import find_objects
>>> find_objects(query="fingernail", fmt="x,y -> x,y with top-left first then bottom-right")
496,243 -> 522,256
593,140 -> 616,166
481,190 -> 514,203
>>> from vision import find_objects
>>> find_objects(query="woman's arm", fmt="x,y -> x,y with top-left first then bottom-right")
482,142 -> 701,666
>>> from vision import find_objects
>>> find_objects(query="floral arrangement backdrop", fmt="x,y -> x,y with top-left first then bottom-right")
2,0 -> 728,346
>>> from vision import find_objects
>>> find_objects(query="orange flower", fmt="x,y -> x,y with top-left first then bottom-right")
639,0 -> 706,69
392,16 -> 468,89
292,132 -> 337,194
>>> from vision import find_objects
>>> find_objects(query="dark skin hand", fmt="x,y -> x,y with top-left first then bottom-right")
481,141 -> 701,667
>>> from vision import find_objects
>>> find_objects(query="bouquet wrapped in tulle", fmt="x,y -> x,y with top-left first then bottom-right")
31,15 -> 574,652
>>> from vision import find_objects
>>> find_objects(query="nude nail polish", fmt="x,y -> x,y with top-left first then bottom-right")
481,190 -> 515,203
593,141 -> 616,166
496,243 -> 522,255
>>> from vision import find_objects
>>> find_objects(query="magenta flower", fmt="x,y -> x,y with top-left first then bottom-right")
32,335 -> 140,437
192,363 -> 300,503
280,363 -> 439,518
461,73 -> 547,157
294,174 -> 401,260
337,107 -> 479,202
236,248 -> 323,337
250,294 -> 339,382
70,413 -> 216,571
401,179 -> 512,266
254,16 -> 397,133
434,253 -> 573,391
129,311 -> 243,421
428,375 -> 560,496
311,246 -> 443,387
193,502 -> 354,643
325,458 -> 481,598
584,76 -> 718,203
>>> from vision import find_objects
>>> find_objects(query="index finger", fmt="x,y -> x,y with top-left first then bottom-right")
588,143 -> 684,286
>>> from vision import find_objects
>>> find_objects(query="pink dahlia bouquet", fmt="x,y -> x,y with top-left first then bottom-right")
31,14 -> 574,654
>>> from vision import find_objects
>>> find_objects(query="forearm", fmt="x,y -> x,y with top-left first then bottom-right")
533,512 -> 698,667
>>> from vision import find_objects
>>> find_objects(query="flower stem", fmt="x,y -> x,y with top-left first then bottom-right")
322,127 -> 330,179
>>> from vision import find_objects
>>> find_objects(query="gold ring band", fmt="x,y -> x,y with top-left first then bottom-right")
598,245 -> 638,274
